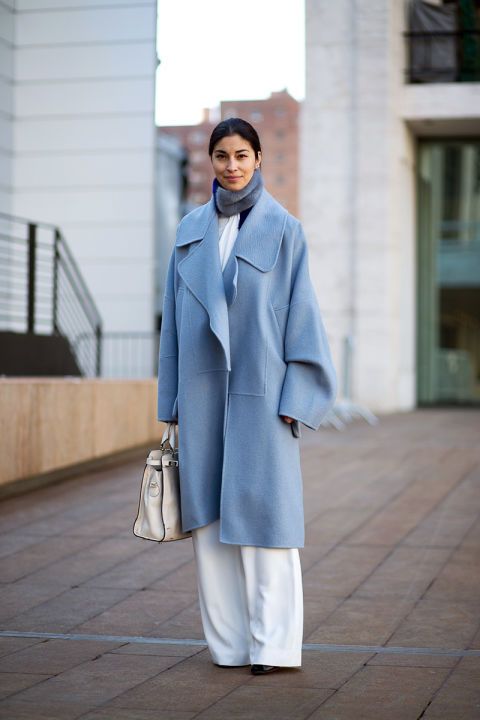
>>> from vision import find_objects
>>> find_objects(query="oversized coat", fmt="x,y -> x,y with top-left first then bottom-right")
157,187 -> 337,548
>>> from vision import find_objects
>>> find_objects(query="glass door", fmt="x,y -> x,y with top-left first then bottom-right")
417,140 -> 480,405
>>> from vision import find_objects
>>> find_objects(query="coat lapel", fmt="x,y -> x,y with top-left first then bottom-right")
176,199 -> 231,370
175,189 -> 288,372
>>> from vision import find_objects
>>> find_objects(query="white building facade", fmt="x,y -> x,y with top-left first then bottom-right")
302,0 -> 480,412
0,0 -> 157,363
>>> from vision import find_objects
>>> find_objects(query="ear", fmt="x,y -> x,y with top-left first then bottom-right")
256,150 -> 262,169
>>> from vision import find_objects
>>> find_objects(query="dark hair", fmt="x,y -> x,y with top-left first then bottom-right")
208,118 -> 262,159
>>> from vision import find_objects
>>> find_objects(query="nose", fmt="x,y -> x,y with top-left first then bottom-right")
226,156 -> 238,172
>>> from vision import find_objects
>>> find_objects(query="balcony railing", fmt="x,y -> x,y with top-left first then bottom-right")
0,212 -> 103,376
405,30 -> 480,83
76,330 -> 160,378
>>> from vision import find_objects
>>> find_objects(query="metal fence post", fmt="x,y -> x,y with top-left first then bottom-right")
95,323 -> 102,377
27,223 -> 36,333
52,230 -> 60,333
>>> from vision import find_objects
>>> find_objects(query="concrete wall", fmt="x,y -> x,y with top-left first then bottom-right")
155,131 -> 186,324
0,378 -> 161,489
0,0 -> 15,214
302,0 -> 411,412
402,83 -> 480,135
3,1 -> 158,348
302,0 -> 480,412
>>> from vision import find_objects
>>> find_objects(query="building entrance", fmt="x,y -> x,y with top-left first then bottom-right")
417,140 -> 480,405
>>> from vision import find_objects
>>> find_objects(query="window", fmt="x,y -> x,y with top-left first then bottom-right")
251,111 -> 263,122
417,140 -> 480,404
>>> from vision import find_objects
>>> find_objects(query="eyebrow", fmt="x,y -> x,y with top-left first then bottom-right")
214,148 -> 250,153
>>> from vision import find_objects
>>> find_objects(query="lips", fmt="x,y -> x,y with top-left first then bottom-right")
225,176 -> 242,181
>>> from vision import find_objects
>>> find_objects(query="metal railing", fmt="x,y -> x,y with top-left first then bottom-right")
0,212 -> 103,376
404,30 -> 480,83
77,330 -> 160,379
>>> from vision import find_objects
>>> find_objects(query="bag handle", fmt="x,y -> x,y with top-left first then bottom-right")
161,421 -> 177,450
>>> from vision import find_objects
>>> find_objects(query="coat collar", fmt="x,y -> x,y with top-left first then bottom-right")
175,189 -> 287,271
176,189 -> 288,370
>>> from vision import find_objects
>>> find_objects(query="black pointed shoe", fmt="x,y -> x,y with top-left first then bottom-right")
251,664 -> 278,675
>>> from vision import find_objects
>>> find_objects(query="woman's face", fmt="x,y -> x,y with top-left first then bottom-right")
211,133 -> 261,192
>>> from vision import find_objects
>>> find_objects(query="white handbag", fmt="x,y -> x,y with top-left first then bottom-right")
133,422 -> 191,542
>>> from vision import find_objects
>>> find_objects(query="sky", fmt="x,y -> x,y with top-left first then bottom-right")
156,0 -> 305,126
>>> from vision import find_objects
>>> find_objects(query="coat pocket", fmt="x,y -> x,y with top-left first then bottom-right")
185,289 -> 227,373
228,291 -> 267,396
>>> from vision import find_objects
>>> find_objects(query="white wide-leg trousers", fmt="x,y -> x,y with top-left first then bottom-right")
191,519 -> 303,667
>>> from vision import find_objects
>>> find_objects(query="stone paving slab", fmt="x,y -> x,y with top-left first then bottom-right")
307,665 -> 451,720
0,409 -> 479,719
421,656 -> 480,719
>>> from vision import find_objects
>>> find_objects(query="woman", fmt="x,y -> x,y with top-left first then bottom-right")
157,118 -> 337,674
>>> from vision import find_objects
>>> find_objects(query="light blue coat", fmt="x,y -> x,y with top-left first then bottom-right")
157,188 -> 337,548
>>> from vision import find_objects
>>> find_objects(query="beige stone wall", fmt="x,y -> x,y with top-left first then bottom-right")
0,378 -> 161,488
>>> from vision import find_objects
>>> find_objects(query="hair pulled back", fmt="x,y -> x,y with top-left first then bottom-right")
208,118 -> 262,159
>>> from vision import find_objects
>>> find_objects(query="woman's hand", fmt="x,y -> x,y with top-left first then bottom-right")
281,415 -> 294,424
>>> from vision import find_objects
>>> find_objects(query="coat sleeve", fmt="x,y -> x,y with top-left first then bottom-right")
278,223 -> 337,431
157,249 -> 179,422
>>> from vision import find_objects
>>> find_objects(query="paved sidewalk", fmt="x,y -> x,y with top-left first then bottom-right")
0,409 -> 479,719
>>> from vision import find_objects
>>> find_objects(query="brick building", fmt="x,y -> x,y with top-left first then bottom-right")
160,116 -> 216,207
161,90 -> 300,217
